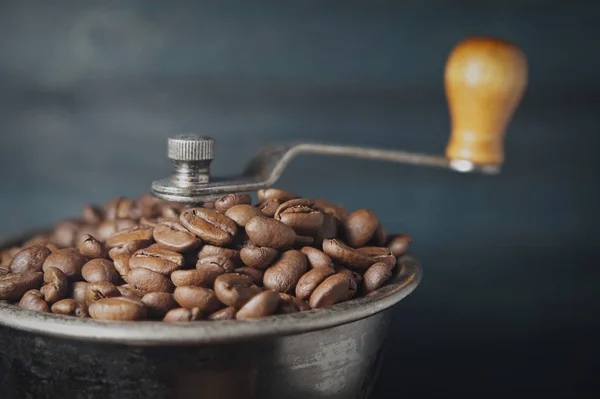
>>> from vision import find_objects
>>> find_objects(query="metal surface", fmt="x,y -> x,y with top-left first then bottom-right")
152,135 -> 500,202
0,232 -> 421,399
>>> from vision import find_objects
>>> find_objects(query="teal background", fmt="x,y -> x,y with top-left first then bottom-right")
0,1 -> 598,396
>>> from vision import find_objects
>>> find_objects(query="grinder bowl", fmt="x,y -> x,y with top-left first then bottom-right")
0,230 -> 421,399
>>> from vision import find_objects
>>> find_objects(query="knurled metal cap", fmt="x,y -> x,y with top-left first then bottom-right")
168,134 -> 214,161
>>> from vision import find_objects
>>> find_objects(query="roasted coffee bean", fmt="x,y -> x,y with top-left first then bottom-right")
257,199 -> 280,217
180,208 -> 238,246
295,267 -> 336,300
277,293 -> 310,314
294,235 -> 314,247
371,223 -> 387,246
1,247 -> 20,266
105,225 -> 154,249
125,268 -> 173,296
202,201 -> 216,210
0,272 -> 43,301
236,290 -> 280,319
85,282 -> 120,306
40,267 -> 68,303
246,216 -> 296,250
240,244 -> 278,269
77,234 -> 106,259
89,297 -> 147,321
129,245 -> 184,275
138,193 -> 163,218
356,246 -> 397,268
344,209 -> 380,248
51,298 -> 88,317
112,254 -> 131,278
263,250 -> 307,293
71,281 -> 90,304
215,193 -> 252,213
258,188 -> 297,203
23,235 -> 50,247
171,269 -> 222,288
142,292 -> 178,318
108,240 -> 149,258
214,273 -> 262,308
140,217 -> 160,227
309,273 -> 357,308
81,259 -> 118,284
275,199 -> 324,235
82,204 -> 104,224
225,204 -> 262,227
197,255 -> 236,273
337,267 -> 363,288
160,205 -> 181,220
163,307 -> 201,322
208,306 -> 237,321
96,220 -> 119,242
174,286 -> 223,313
299,247 -> 334,269
43,248 -> 87,280
314,213 -> 338,247
387,234 -> 412,257
19,289 -> 50,312
322,239 -> 376,271
74,224 -> 100,245
0,266 -> 9,275
363,262 -> 393,294
51,220 -> 81,248
153,220 -> 201,252
234,267 -> 264,285
9,245 -> 51,273
312,199 -> 349,223
104,197 -> 138,220
117,284 -> 142,299
198,245 -> 241,266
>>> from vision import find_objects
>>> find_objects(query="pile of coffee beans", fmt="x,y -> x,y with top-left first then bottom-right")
0,189 -> 412,322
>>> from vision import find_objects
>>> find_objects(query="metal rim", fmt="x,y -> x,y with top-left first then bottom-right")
0,231 -> 422,346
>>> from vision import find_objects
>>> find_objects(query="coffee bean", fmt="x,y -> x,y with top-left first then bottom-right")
108,240 -> 149,259
153,220 -> 201,252
362,262 -> 393,294
96,221 -> 119,242
371,223 -> 387,246
82,204 -> 104,224
344,209 -> 380,248
171,269 -> 222,288
295,268 -> 336,300
18,289 -> 50,312
202,201 -> 216,210
314,213 -> 338,247
71,281 -> 90,304
277,293 -> 310,314
322,239 -> 376,271
85,282 -> 120,306
142,292 -> 178,318
258,188 -> 297,203
387,234 -> 412,257
104,197 -> 139,220
82,259 -> 118,284
336,267 -> 363,288
312,199 -> 349,223
163,307 -> 201,322
225,204 -> 262,227
43,248 -> 87,280
180,208 -> 238,246
257,199 -> 281,217
125,268 -> 173,296
294,235 -> 314,247
198,245 -> 241,266
160,205 -> 181,220
309,273 -> 357,308
275,199 -> 324,235
197,255 -> 236,273
236,290 -> 280,319
356,246 -> 396,268
208,306 -> 237,321
240,244 -> 278,269
299,247 -> 334,269
246,216 -> 296,249
51,220 -> 81,248
263,250 -> 307,293
214,273 -> 262,308
9,245 -> 51,273
140,217 -> 160,228
105,225 -> 154,249
0,271 -> 43,301
40,267 -> 68,303
234,267 -> 264,285
77,234 -> 106,259
129,245 -> 184,275
117,284 -> 142,299
23,235 -> 51,248
74,224 -> 100,245
89,297 -> 147,321
112,254 -> 131,278
0,266 -> 9,275
1,247 -> 20,266
51,298 -> 88,317
215,193 -> 252,213
174,286 -> 223,313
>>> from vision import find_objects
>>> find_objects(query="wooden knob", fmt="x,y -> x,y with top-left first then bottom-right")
444,37 -> 528,171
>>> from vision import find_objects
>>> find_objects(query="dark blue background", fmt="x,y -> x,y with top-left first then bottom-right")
1,1 -> 598,397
